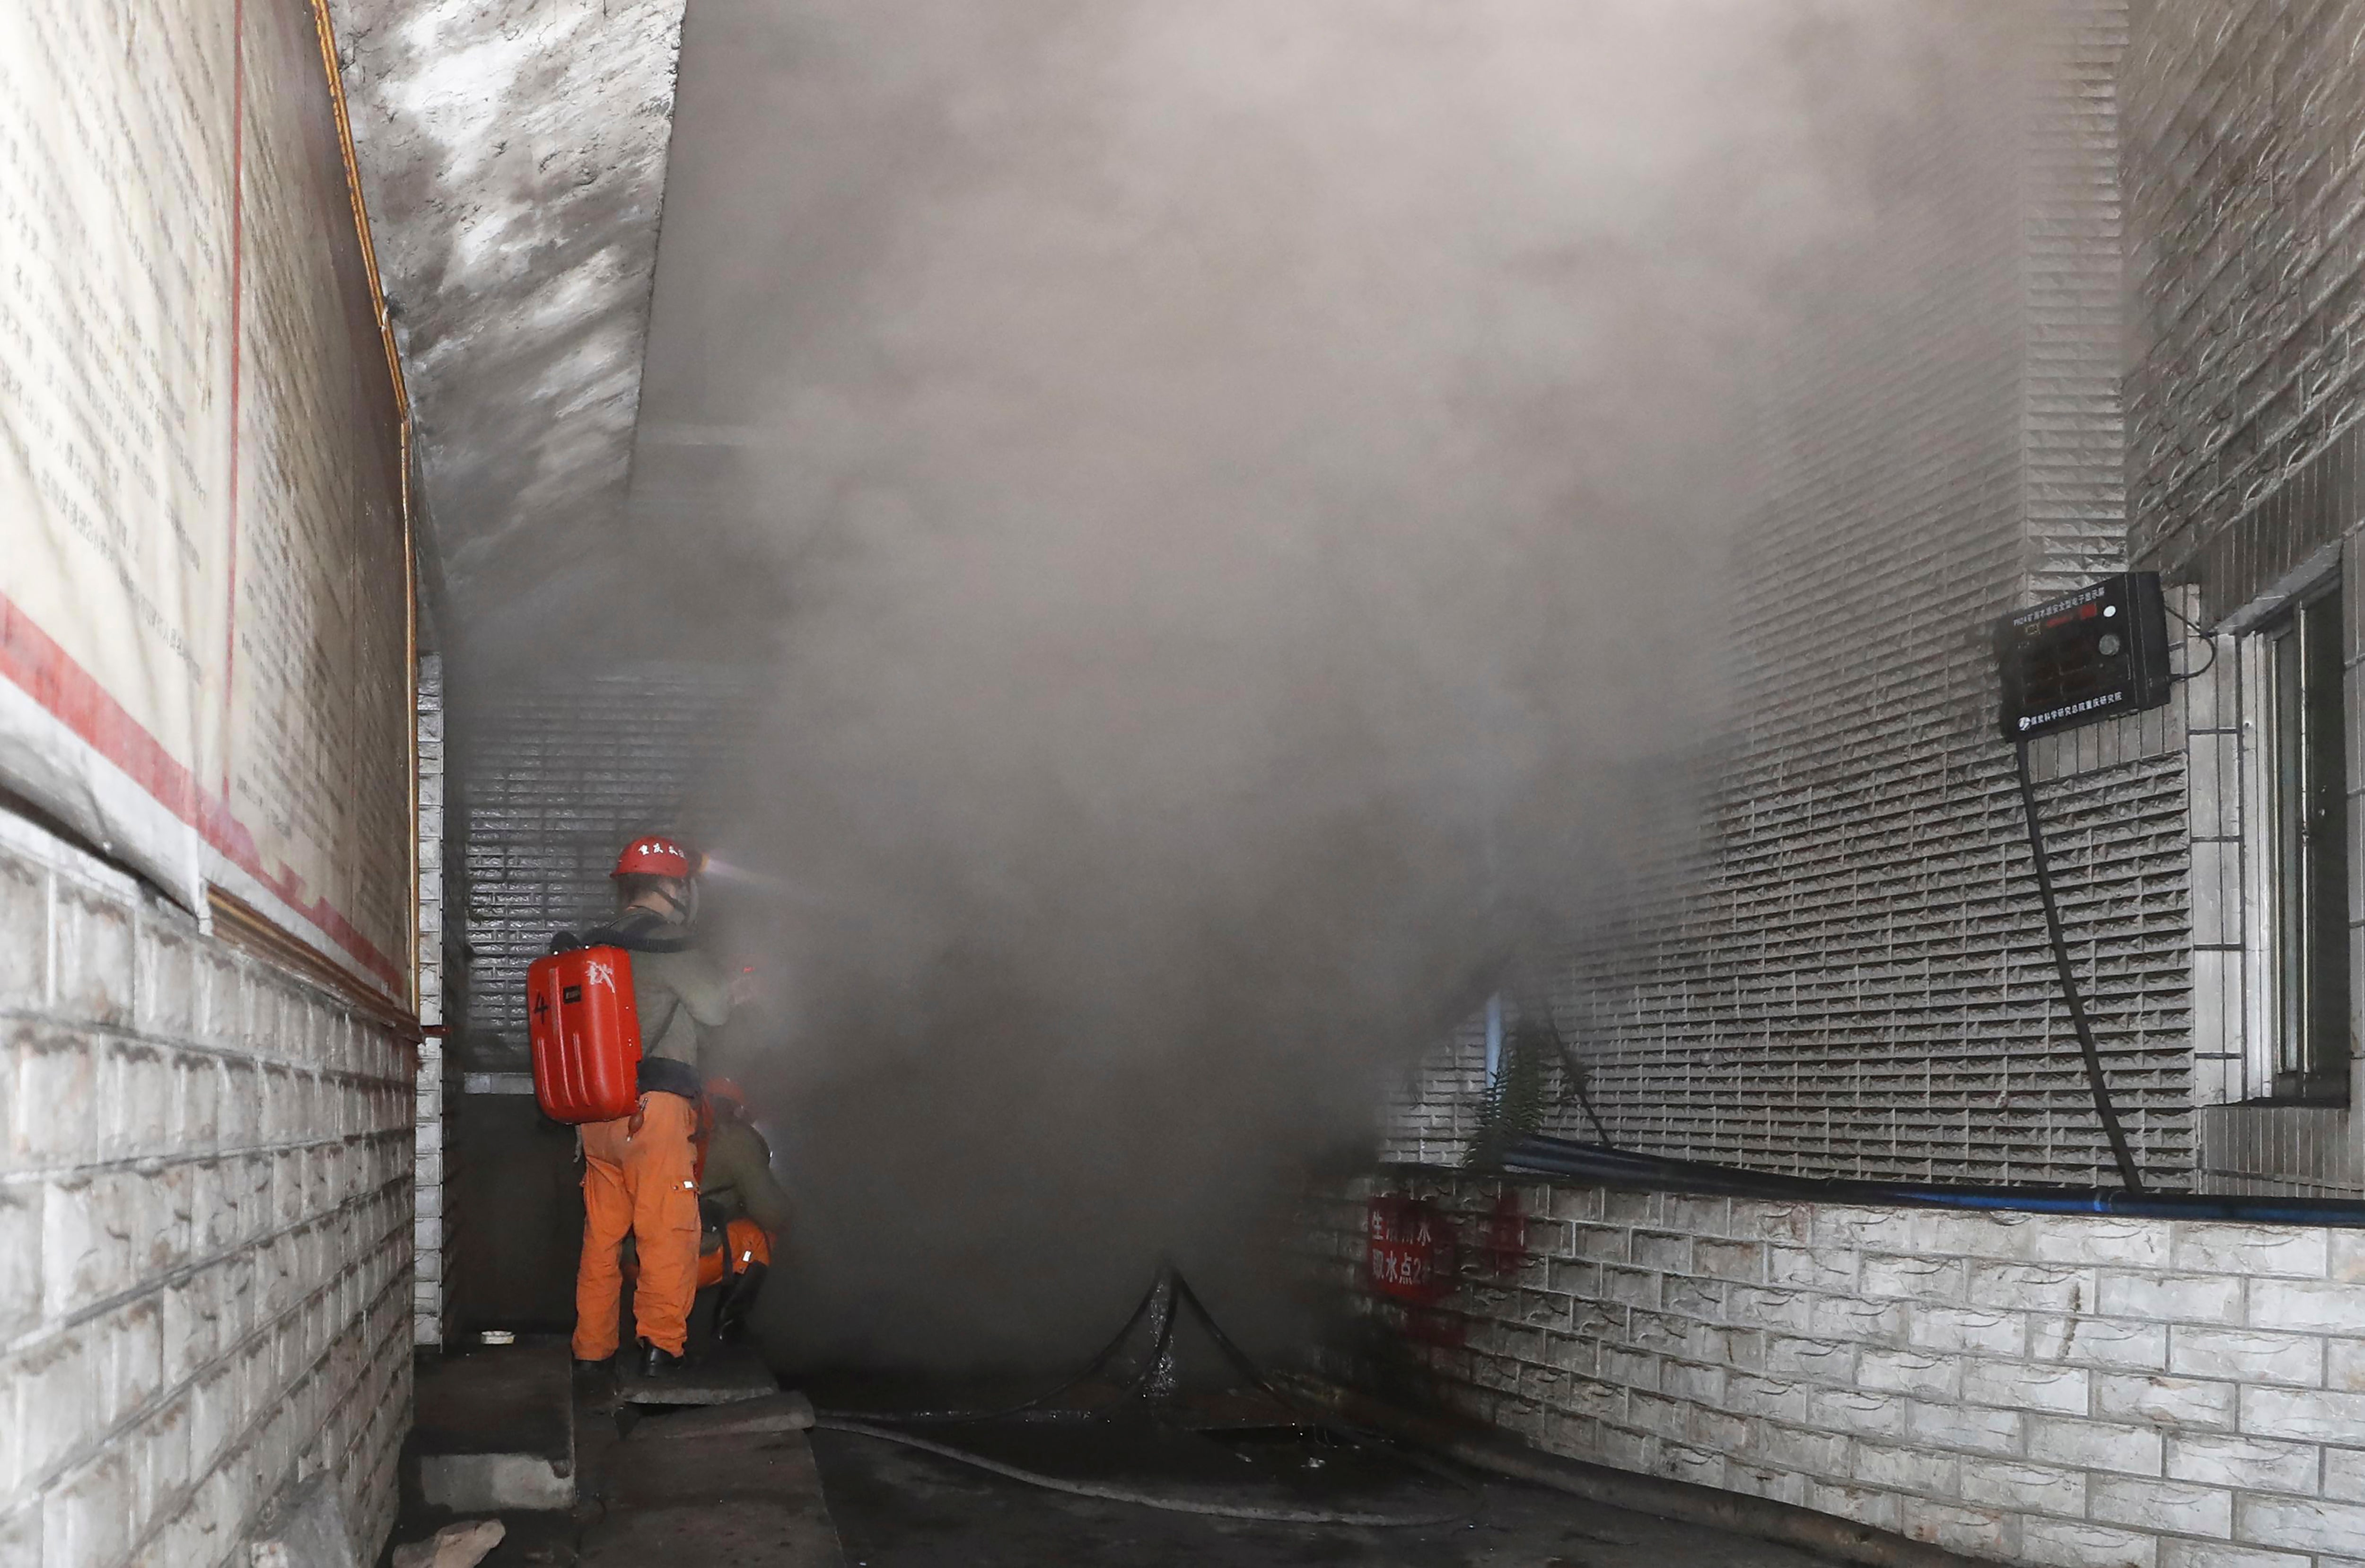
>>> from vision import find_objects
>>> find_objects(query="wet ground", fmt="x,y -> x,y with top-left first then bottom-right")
809,1419 -> 1836,1568
413,1156 -> 1848,1568
382,1362 -> 1844,1568
381,1366 -> 842,1568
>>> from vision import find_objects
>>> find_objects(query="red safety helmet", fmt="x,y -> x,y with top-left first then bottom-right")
613,836 -> 698,881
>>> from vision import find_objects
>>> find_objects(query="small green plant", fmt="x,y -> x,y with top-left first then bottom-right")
1467,1009 -> 1612,1168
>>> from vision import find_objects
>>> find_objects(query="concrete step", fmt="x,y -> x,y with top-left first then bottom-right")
413,1338 -> 576,1512
623,1391 -> 816,1441
616,1341 -> 778,1406
578,1367 -> 844,1568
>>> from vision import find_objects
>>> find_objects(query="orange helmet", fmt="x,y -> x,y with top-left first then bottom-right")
705,1076 -> 748,1118
613,836 -> 697,881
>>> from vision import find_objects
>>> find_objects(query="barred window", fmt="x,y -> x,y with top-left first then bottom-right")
2260,583 -> 2350,1105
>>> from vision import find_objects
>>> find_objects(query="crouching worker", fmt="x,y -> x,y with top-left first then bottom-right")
570,837 -> 737,1380
697,1077 -> 792,1346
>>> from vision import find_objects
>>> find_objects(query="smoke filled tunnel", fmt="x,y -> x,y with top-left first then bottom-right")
14,0 -> 2365,1565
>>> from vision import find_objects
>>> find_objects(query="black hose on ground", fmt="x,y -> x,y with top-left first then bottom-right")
811,1417 -> 1473,1527
2014,738 -> 2146,1193
810,1262 -> 1484,1526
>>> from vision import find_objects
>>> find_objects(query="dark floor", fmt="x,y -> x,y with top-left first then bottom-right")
809,1420 -> 1840,1568
381,1364 -> 842,1568
426,1114 -> 1846,1568
383,1362 -> 1844,1568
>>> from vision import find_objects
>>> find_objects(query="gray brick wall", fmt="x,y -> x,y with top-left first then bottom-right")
1401,4 -> 2199,1188
0,807 -> 414,1567
2026,2 -> 2133,602
459,662 -> 756,1065
1312,1172 -> 2365,1565
2125,1 -> 2365,620
1384,1009 -> 1492,1168
2124,0 -> 2365,1196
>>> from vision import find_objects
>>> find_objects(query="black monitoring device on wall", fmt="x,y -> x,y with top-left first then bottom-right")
1995,571 -> 2175,741
1995,569 -> 2176,1191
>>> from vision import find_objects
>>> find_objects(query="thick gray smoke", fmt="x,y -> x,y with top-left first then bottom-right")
626,0 -> 1977,1365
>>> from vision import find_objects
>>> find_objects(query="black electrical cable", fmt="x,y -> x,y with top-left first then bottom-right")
2013,739 -> 2145,1193
1540,1015 -> 1615,1148
2158,596 -> 2219,683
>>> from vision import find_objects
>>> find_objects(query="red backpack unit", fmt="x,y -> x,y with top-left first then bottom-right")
527,946 -> 643,1123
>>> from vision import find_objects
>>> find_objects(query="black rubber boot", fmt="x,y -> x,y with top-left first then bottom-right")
715,1263 -> 768,1347
639,1341 -> 683,1379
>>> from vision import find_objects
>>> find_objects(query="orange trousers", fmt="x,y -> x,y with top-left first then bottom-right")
573,1092 -> 700,1359
697,1217 -> 774,1289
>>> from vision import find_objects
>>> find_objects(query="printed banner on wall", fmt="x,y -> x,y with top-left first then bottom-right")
0,1 -> 240,905
0,0 -> 412,1000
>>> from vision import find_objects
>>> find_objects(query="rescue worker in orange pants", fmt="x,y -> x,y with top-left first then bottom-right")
569,837 -> 740,1381
696,1077 -> 793,1345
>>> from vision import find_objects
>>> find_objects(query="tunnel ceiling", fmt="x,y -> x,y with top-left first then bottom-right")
326,0 -> 690,644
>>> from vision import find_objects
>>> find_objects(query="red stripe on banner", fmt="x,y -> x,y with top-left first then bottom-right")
0,596 -> 201,819
0,593 -> 405,993
197,795 -> 406,993
1,2 -> 405,999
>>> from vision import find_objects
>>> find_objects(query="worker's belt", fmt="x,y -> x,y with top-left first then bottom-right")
636,1056 -> 703,1101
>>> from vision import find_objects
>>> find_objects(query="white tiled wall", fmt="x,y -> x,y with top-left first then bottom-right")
0,810 -> 414,1567
1315,1174 -> 2365,1566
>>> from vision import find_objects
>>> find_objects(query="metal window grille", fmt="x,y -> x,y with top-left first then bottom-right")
2258,584 -> 2350,1105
